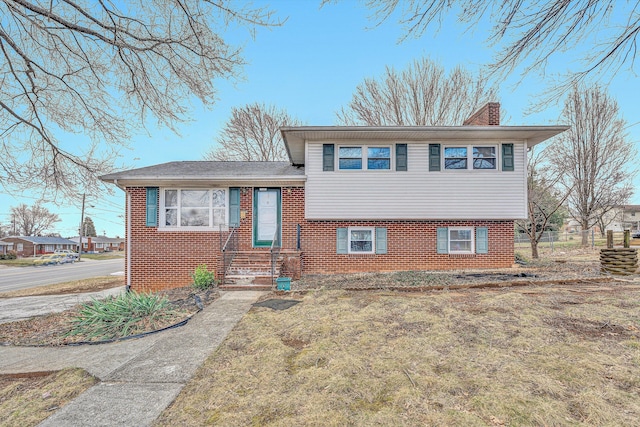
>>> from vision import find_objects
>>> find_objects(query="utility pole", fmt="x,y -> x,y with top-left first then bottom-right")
78,193 -> 85,261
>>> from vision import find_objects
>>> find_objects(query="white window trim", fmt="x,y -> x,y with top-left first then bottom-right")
337,144 -> 392,171
159,188 -> 229,231
348,226 -> 375,254
448,227 -> 475,254
443,144 -> 498,171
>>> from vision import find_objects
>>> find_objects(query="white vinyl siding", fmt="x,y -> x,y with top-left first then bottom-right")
306,141 -> 527,220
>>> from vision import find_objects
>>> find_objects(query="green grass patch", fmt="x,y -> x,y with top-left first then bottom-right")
79,252 -> 124,260
0,258 -> 39,267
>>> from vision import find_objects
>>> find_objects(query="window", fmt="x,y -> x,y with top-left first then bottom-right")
472,147 -> 496,169
17,243 -> 23,251
338,145 -> 392,170
444,147 -> 467,169
437,227 -> 488,254
367,147 -> 391,170
443,145 -> 498,170
161,189 -> 227,228
349,228 -> 374,253
339,147 -> 362,170
449,228 -> 474,253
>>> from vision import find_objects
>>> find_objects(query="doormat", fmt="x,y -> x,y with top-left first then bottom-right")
253,299 -> 301,311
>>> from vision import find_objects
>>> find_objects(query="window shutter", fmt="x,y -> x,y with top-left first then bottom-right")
396,144 -> 407,171
146,187 -> 158,227
502,144 -> 514,171
323,144 -> 335,171
436,227 -> 448,254
229,187 -> 241,227
429,144 -> 441,171
375,227 -> 387,254
336,228 -> 348,254
476,227 -> 488,254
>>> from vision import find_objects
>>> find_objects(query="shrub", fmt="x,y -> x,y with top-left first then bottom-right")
191,264 -> 216,290
5,251 -> 17,260
67,292 -> 176,340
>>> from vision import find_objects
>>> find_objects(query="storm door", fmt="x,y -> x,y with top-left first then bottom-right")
253,188 -> 281,247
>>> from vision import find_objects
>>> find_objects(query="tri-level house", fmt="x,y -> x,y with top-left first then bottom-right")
101,103 -> 568,292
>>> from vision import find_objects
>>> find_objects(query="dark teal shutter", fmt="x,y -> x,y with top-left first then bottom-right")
396,144 -> 407,171
502,144 -> 514,171
476,227 -> 488,254
336,228 -> 348,254
229,187 -> 240,227
323,144 -> 335,171
436,227 -> 448,254
146,187 -> 158,227
375,228 -> 387,254
429,144 -> 441,171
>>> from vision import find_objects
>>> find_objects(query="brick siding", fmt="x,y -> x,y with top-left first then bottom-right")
126,185 -> 514,291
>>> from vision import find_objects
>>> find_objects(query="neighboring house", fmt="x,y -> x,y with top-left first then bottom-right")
69,236 -> 125,253
0,236 -> 77,257
0,241 -> 13,255
101,103 -> 568,292
602,205 -> 640,232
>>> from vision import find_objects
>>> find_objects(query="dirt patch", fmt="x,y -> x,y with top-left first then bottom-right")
0,286 -> 219,346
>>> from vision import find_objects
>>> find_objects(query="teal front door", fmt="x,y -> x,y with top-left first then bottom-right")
253,188 -> 281,247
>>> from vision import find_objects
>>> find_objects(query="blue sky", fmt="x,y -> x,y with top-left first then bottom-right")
1,1 -> 639,237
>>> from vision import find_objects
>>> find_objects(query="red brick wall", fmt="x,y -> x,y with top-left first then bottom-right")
127,187 -> 222,292
299,219 -> 514,275
126,185 -> 514,291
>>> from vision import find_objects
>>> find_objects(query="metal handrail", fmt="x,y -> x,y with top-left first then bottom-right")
270,223 -> 282,288
220,225 -> 238,285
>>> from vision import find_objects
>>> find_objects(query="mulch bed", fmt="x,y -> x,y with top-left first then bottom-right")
0,287 -> 219,347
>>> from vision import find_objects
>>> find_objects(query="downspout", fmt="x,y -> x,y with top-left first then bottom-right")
126,190 -> 132,292
115,179 -> 131,293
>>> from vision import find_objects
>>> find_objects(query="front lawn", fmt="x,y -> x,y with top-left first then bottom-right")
157,283 -> 640,426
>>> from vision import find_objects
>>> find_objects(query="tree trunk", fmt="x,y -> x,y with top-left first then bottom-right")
530,240 -> 539,259
581,222 -> 590,247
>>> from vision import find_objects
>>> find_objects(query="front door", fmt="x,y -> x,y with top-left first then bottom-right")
253,188 -> 281,247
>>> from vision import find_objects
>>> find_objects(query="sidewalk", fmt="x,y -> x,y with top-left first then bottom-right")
0,290 -> 265,426
0,286 -> 125,324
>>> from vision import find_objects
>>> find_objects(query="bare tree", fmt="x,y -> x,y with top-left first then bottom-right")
0,0 -> 282,199
336,57 -> 496,126
547,85 -> 636,246
205,103 -> 302,161
10,202 -> 61,236
516,148 -> 570,259
342,0 -> 640,93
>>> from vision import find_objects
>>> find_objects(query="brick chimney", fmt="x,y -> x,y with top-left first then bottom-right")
463,102 -> 500,126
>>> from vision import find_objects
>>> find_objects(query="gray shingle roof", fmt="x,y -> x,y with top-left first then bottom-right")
2,236 -> 76,245
101,161 -> 304,182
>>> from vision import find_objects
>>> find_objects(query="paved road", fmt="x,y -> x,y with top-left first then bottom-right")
0,258 -> 124,293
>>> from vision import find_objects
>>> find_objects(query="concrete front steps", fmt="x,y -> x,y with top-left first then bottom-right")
220,251 -> 281,290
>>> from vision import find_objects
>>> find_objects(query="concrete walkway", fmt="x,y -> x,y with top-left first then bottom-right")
0,286 -> 126,324
0,290 -> 264,426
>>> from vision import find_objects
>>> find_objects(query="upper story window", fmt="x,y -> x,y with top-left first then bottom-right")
444,145 -> 497,170
339,147 -> 362,170
161,189 -> 227,228
473,147 -> 496,169
338,146 -> 391,171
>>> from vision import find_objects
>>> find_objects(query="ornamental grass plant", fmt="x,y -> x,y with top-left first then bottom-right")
67,291 -> 181,341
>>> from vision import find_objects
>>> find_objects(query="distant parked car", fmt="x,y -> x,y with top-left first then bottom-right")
57,254 -> 76,264
33,254 -> 60,266
54,249 -> 79,260
632,230 -> 640,239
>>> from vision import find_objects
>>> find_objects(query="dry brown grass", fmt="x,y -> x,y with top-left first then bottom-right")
0,276 -> 123,298
0,368 -> 97,426
157,283 -> 640,426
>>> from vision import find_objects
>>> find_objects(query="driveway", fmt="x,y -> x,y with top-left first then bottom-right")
0,258 -> 124,293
